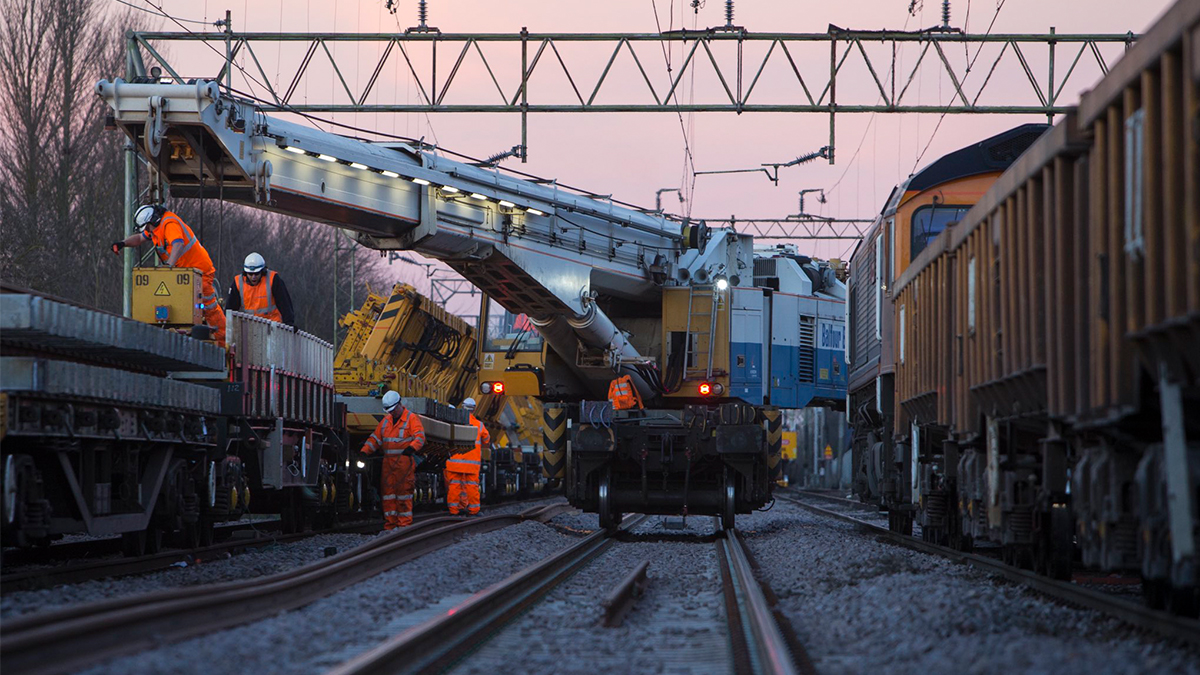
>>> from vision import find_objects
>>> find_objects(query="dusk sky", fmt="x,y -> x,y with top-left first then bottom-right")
112,0 -> 1175,282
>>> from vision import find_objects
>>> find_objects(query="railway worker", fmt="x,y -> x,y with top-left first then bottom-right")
446,397 -> 488,516
111,205 -> 226,344
226,252 -> 295,326
607,374 -> 643,410
359,391 -> 426,529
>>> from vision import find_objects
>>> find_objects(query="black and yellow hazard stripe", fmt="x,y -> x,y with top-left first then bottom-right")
542,405 -> 567,480
762,408 -> 783,482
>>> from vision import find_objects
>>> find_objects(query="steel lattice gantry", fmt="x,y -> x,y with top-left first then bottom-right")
127,25 -> 1137,161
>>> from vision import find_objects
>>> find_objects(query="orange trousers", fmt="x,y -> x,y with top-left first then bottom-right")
199,269 -> 226,345
445,470 -> 480,515
382,456 -> 416,528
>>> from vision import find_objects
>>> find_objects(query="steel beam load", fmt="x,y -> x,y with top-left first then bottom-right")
0,293 -> 225,373
1,357 -> 221,414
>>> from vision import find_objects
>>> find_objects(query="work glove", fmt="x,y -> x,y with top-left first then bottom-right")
110,241 -> 126,254
401,447 -> 415,457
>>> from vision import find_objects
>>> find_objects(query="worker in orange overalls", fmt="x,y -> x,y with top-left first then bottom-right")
359,391 -> 426,529
446,397 -> 488,516
226,252 -> 295,326
607,374 -> 644,410
111,205 -> 226,344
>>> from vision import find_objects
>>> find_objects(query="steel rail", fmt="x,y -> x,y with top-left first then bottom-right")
1,498 -> 567,592
0,519 -> 376,592
600,559 -> 650,627
717,528 -> 806,675
1,518 -> 284,569
327,514 -> 649,675
780,495 -> 1200,648
0,511 -> 546,675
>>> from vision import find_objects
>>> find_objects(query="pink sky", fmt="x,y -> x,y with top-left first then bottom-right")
112,0 -> 1174,297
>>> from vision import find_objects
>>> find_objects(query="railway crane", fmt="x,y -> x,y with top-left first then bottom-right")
96,78 -> 847,528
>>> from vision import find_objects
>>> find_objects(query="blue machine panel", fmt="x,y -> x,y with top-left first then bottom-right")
768,292 -> 846,409
729,289 -> 765,404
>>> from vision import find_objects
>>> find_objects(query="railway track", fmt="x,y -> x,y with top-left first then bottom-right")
1,496 -> 564,592
0,504 -> 568,675
0,518 -> 374,593
780,491 -> 1200,648
328,516 -> 812,675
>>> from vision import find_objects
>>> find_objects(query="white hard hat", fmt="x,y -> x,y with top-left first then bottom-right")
134,205 -> 161,231
382,391 -> 401,412
461,397 -> 477,410
243,252 -> 266,274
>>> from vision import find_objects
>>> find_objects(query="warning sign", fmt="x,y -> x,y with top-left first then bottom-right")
823,444 -> 833,459
482,353 -> 495,370
154,282 -> 171,297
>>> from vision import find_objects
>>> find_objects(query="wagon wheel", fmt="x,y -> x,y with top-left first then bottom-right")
721,468 -> 736,531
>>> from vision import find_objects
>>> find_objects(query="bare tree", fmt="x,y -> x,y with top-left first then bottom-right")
0,0 -> 131,310
0,0 -> 434,341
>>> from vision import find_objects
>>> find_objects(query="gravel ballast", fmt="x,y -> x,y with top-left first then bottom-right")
740,496 -> 1200,675
1,497 -> 564,621
75,519 -> 575,675
8,492 -> 1197,674
450,514 -> 730,675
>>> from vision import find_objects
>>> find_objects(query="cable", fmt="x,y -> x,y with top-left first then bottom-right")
911,0 -> 1008,171
115,0 -> 211,25
554,212 -> 678,251
650,0 -> 697,210
825,9 -> 916,199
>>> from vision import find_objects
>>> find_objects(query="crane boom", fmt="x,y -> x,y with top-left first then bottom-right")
97,79 -> 747,396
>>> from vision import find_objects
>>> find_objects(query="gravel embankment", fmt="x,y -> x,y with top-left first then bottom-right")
740,496 -> 1200,675
76,518 -> 575,675
1,496 -> 565,621
450,514 -> 730,675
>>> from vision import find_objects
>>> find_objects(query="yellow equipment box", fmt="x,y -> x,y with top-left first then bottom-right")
131,266 -> 203,326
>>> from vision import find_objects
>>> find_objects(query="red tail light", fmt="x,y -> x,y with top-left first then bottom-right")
493,381 -> 505,395
698,382 -> 724,397
699,382 -> 712,396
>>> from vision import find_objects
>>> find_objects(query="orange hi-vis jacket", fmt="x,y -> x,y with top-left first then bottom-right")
235,270 -> 282,322
446,413 -> 488,476
361,408 -> 427,458
360,408 -> 426,529
608,374 -> 644,410
147,211 -> 215,275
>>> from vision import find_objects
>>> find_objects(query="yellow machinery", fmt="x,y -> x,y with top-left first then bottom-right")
335,283 -> 547,503
334,283 -> 477,400
130,266 -> 202,327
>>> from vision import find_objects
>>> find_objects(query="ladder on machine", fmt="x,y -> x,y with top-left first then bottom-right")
683,285 -> 719,381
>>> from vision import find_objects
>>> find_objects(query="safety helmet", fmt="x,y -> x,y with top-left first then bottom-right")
461,397 -> 477,410
134,204 -> 164,231
243,252 -> 266,274
381,390 -> 402,412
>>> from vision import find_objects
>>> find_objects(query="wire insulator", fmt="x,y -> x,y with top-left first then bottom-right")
724,0 -> 734,26
942,0 -> 951,27
417,0 -> 428,27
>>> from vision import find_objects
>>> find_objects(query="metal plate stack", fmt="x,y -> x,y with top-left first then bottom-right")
402,397 -> 469,425
0,292 -> 222,414
0,294 -> 225,372
2,357 -> 220,413
226,311 -> 335,425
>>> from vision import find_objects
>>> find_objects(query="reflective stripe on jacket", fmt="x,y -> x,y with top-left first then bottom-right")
360,408 -> 427,456
235,270 -> 283,322
148,211 -> 215,275
446,413 -> 489,475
